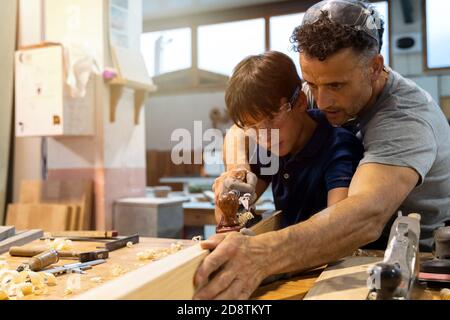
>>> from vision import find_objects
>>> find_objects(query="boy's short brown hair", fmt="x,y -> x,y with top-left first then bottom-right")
225,51 -> 301,129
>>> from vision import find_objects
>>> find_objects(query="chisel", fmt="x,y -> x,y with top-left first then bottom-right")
9,246 -> 109,263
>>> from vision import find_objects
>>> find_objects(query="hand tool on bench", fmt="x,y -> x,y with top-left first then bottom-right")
16,249 -> 59,272
40,233 -> 139,250
367,212 -> 421,300
10,246 -> 109,263
39,259 -> 106,276
48,230 -> 119,239
96,234 -> 139,252
418,226 -> 450,285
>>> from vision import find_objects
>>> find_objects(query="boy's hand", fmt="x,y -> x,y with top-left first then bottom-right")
212,169 -> 257,222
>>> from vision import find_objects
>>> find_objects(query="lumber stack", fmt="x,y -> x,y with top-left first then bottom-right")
5,180 -> 93,232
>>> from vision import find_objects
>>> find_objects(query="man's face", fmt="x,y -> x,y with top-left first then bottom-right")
300,48 -> 375,126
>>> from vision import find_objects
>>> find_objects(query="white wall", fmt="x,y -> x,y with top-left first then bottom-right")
13,0 -> 44,202
146,91 -> 227,150
391,0 -> 450,103
0,0 -> 18,220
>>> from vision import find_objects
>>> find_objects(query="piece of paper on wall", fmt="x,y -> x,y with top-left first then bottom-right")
110,0 -> 130,48
15,45 -> 64,135
63,41 -> 99,98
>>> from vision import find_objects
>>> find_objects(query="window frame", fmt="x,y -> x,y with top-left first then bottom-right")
422,0 -> 450,72
142,0 -> 391,93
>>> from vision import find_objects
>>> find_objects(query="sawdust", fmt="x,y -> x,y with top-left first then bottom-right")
0,268 -> 58,300
45,238 -> 74,251
440,288 -> 450,300
90,277 -> 103,283
136,242 -> 184,261
111,264 -> 127,277
237,211 -> 254,227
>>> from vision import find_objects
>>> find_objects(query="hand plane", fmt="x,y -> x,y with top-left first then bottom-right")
367,212 -> 421,300
215,170 -> 258,233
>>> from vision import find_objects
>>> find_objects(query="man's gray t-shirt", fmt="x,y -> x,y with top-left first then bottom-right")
304,68 -> 450,250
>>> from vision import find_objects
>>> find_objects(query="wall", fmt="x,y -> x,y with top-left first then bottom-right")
390,0 -> 450,100
13,0 -> 44,205
0,0 -> 18,223
146,91 -> 226,150
13,0 -> 147,229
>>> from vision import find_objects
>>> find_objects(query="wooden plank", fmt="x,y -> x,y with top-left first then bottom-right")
0,229 -> 43,254
250,211 -> 282,235
19,180 -> 93,230
68,205 -> 81,231
6,203 -> 71,232
73,212 -> 284,300
303,256 -> 382,300
0,226 -> 15,241
73,244 -> 209,300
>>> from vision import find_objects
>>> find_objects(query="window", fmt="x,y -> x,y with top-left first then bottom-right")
270,13 -> 305,76
141,28 -> 191,77
373,1 -> 389,66
425,0 -> 450,70
198,19 -> 265,76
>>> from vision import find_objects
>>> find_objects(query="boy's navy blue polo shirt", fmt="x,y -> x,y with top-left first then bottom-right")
251,109 -> 364,228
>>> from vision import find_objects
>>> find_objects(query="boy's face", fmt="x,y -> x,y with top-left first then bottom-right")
243,92 -> 308,157
300,48 -> 378,126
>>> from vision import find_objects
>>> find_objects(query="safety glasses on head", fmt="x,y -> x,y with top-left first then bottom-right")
302,0 -> 382,45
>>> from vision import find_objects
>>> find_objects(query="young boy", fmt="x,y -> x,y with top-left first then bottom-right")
223,50 -> 364,228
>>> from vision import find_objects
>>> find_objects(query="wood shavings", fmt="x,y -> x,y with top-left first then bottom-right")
0,289 -> 8,300
46,238 -> 74,251
192,236 -> 202,242
126,241 -> 134,248
64,288 -> 73,296
16,282 -> 34,296
136,242 -> 184,262
237,211 -> 254,227
43,273 -> 57,286
64,274 -> 81,296
90,277 -> 103,283
111,264 -> 127,277
0,268 -> 57,299
0,261 -> 8,270
440,288 -> 450,300
0,256 -> 6,260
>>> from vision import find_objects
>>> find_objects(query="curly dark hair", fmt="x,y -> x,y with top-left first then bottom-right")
291,10 -> 384,61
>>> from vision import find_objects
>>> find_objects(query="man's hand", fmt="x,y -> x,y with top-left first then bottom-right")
193,232 -> 269,300
212,169 -> 258,204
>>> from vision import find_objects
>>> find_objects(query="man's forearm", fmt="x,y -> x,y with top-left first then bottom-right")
257,193 -> 385,276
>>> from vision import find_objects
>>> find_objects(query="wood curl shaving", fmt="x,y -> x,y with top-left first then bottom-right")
0,268 -> 57,300
136,242 -> 183,261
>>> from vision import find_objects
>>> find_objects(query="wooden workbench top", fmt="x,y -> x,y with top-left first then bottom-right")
1,237 -> 196,300
1,240 -> 445,300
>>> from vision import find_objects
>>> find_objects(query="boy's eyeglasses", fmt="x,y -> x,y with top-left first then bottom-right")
243,86 -> 301,132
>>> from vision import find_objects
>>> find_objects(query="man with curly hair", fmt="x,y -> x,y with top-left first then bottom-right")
194,0 -> 450,300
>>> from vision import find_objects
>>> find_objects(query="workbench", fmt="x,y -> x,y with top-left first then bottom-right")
0,238 -> 444,300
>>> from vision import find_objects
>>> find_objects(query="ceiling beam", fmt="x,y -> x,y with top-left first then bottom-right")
143,0 -> 316,32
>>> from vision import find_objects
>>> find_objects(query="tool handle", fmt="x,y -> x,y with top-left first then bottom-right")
10,246 -> 48,257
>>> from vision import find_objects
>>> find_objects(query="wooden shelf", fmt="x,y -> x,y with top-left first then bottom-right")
108,46 -> 157,125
